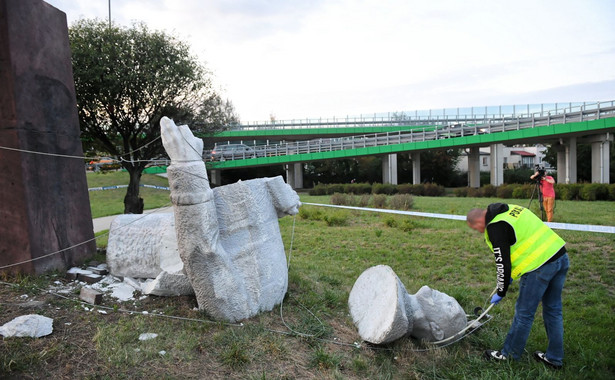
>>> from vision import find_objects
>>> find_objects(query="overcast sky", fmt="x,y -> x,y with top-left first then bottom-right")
45,0 -> 615,122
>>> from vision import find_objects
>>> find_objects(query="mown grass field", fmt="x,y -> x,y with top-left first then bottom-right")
87,171 -> 173,218
1,174 -> 614,379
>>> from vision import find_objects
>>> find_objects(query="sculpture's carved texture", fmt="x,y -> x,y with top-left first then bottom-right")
162,117 -> 300,322
107,119 -> 300,320
348,265 -> 466,344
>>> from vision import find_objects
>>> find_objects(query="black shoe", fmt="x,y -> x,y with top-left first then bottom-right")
483,350 -> 507,362
533,351 -> 562,369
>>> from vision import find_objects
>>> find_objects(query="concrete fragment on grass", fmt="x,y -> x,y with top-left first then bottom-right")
0,314 -> 53,338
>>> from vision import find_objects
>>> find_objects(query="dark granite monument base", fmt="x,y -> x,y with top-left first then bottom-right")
0,0 -> 95,274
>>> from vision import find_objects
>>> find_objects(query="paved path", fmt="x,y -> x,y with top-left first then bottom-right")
92,206 -> 173,233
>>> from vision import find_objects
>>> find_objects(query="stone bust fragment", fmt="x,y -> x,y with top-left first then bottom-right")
348,265 -> 466,344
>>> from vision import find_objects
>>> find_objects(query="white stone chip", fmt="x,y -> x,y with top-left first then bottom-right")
139,333 -> 158,341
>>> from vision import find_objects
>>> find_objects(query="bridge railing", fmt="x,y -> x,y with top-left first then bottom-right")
230,101 -> 614,130
207,102 -> 615,162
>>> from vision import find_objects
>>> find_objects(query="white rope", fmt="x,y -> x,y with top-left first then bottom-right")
0,135 -> 162,162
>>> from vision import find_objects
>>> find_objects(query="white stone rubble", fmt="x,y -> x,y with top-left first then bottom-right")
0,314 -> 53,338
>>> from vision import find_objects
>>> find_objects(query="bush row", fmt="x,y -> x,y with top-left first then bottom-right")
453,183 -> 615,201
308,182 -> 615,201
330,193 -> 414,210
309,182 -> 445,197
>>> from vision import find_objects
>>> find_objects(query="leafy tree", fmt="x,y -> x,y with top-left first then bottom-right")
69,20 -> 238,213
398,149 -> 462,186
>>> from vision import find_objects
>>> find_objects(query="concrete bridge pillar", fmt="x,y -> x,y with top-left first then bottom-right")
285,163 -> 304,189
490,144 -> 504,186
411,152 -> 421,184
590,133 -> 612,183
556,138 -> 577,184
209,169 -> 222,186
382,154 -> 398,185
468,147 -> 480,188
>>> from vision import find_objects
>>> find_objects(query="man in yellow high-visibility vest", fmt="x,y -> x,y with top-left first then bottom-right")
467,203 -> 569,369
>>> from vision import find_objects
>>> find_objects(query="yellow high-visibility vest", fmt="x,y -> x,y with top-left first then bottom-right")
485,205 -> 565,279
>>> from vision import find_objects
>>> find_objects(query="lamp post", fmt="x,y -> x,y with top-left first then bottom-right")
108,0 -> 111,27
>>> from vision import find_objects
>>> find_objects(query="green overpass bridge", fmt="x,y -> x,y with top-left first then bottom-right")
202,101 -> 615,187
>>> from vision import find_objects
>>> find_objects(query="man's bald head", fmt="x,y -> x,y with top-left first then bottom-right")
466,208 -> 487,233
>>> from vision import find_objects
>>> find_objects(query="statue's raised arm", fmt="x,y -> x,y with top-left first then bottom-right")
161,117 -> 204,163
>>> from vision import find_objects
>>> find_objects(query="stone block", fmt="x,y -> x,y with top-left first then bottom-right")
79,274 -> 102,284
79,287 -> 102,305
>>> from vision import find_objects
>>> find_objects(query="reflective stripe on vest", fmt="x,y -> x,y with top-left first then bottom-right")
485,205 -> 565,279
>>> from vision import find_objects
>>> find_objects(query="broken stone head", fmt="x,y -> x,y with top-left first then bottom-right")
348,265 -> 466,344
107,117 -> 301,323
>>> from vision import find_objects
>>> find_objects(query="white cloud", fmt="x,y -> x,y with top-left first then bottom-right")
45,0 -> 615,121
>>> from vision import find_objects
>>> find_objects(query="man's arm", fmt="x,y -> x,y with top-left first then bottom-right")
486,221 -> 512,297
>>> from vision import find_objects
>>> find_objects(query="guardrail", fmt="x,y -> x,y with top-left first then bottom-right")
230,101 -> 614,130
206,102 -> 615,162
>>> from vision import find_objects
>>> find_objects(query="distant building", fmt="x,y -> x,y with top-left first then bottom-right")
456,144 -> 552,172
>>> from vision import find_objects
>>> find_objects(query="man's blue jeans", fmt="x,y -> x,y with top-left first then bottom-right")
501,253 -> 569,365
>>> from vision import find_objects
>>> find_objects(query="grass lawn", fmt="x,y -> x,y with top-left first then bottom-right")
1,181 -> 614,379
87,171 -> 172,218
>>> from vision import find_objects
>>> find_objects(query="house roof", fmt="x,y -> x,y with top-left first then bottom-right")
510,150 -> 535,157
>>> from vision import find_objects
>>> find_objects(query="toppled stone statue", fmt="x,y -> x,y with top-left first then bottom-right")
348,265 -> 466,344
107,117 -> 300,322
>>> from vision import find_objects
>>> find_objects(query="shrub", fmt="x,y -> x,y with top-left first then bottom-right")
400,219 -> 417,232
609,184 -> 615,201
467,187 -> 482,197
580,183 -> 609,201
346,194 -> 359,206
327,184 -> 344,195
390,194 -> 414,210
559,183 -> 582,200
344,182 -> 371,194
299,207 -> 323,221
482,184 -> 497,197
330,193 -> 348,205
409,184 -> 424,195
454,187 -> 469,197
512,184 -> 533,199
309,183 -> 327,195
423,183 -> 445,196
357,194 -> 371,207
384,216 -> 398,228
372,183 -> 397,195
496,184 -> 518,199
397,184 -> 413,194
372,194 -> 387,208
323,211 -> 349,226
